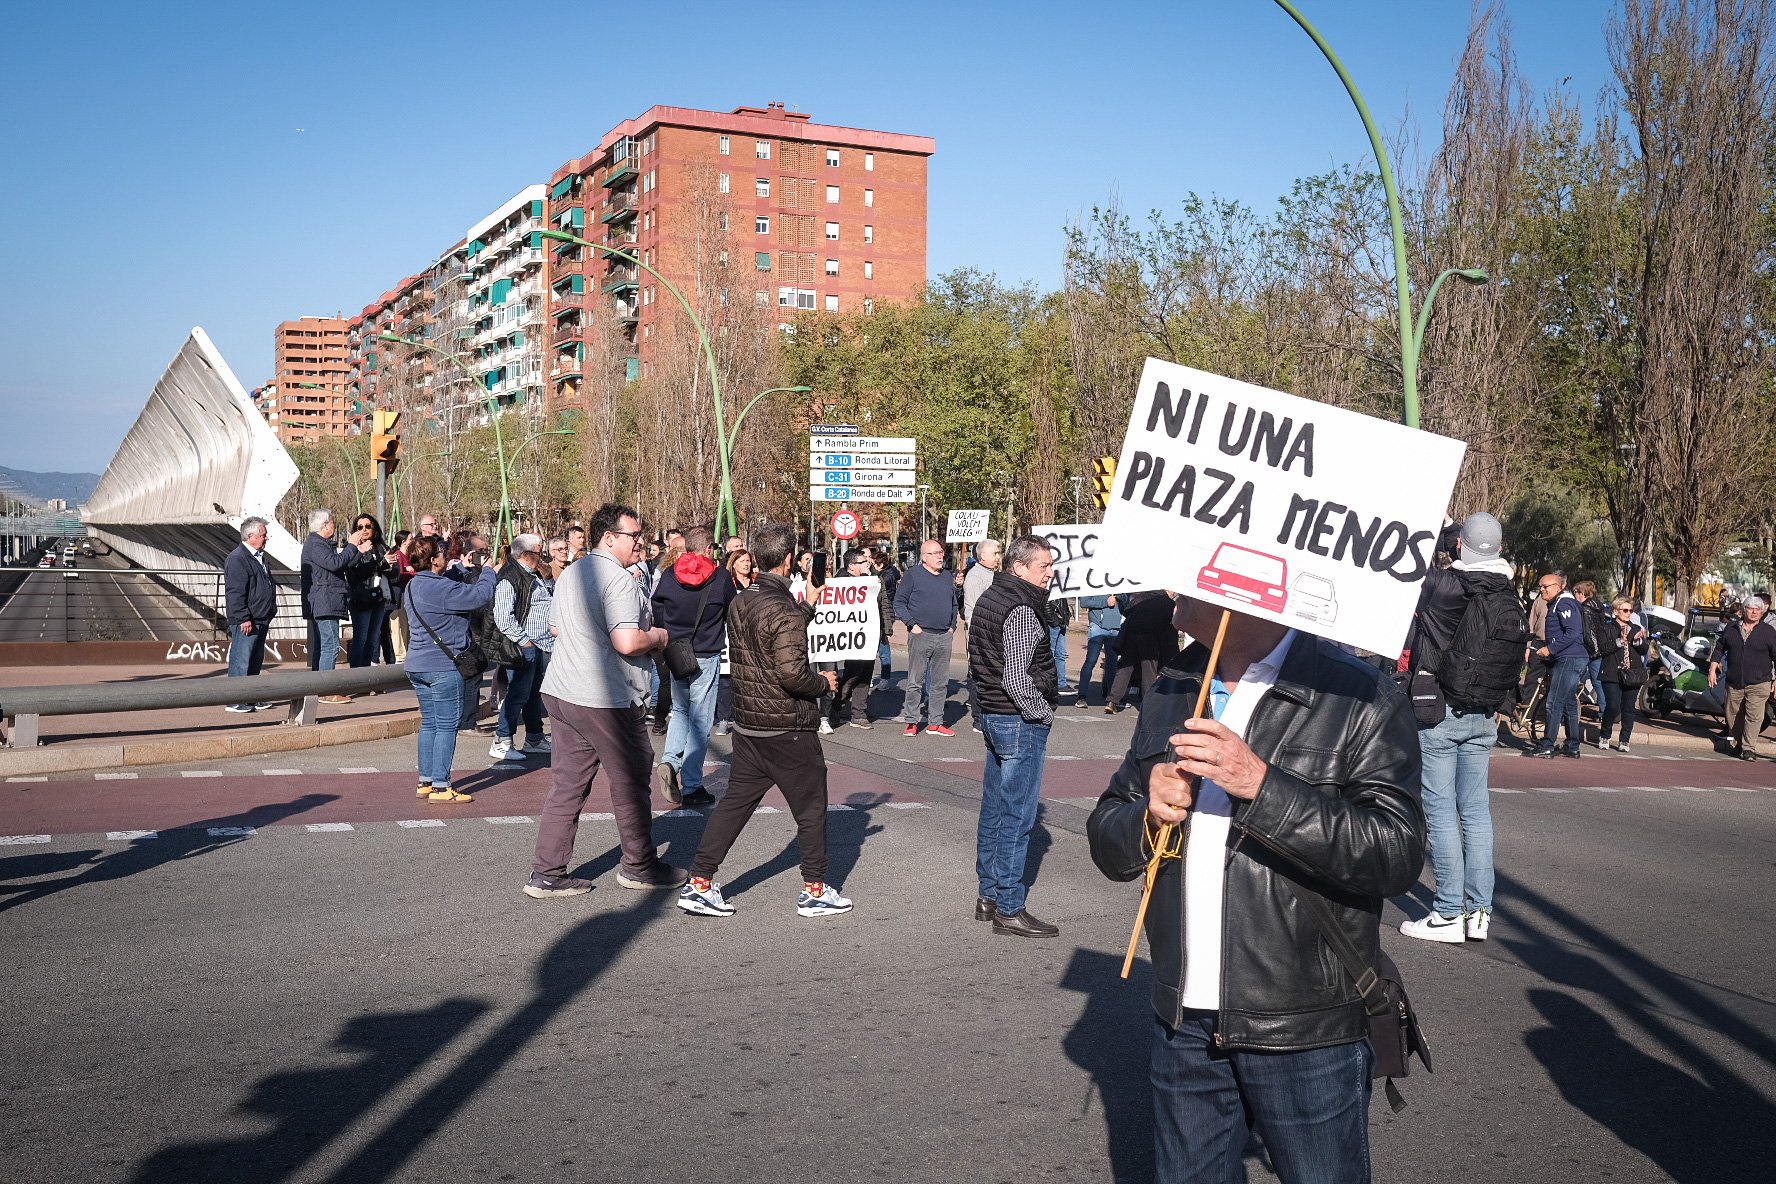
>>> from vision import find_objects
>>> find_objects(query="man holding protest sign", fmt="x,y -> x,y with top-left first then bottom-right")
827,548 -> 882,729
1088,359 -> 1448,1182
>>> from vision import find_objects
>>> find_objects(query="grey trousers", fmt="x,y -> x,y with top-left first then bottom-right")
897,629 -> 954,726
534,697 -> 664,879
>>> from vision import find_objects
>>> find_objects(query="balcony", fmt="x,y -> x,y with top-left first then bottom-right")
602,156 -> 637,188
551,320 -> 584,346
552,292 -> 587,313
604,229 -> 639,252
613,299 -> 639,323
603,265 -> 639,294
599,193 -> 639,225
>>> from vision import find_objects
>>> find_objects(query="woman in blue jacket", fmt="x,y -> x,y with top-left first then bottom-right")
403,535 -> 497,802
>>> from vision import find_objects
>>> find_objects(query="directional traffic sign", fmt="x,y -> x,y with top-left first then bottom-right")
811,486 -> 915,503
809,469 -> 916,486
811,435 -> 917,452
809,451 -> 918,469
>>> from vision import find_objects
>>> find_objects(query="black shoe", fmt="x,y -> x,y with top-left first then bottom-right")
975,898 -> 997,922
1740,751 -> 1758,762
1526,747 -> 1556,758
681,788 -> 716,808
1559,745 -> 1582,759
992,909 -> 1059,938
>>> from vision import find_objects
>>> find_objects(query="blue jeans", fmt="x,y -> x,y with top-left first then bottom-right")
1080,628 -> 1118,697
1049,625 -> 1070,688
1545,655 -> 1586,749
1152,1012 -> 1373,1184
409,668 -> 464,787
312,618 -> 341,671
1418,706 -> 1496,918
878,640 -> 893,678
227,624 -> 267,678
663,653 -> 720,789
349,604 -> 387,667
975,714 -> 1051,914
497,647 -> 547,742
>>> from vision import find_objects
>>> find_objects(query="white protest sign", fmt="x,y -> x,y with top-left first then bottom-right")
1093,359 -> 1466,657
1033,523 -> 1165,600
945,509 -> 991,543
807,576 -> 882,662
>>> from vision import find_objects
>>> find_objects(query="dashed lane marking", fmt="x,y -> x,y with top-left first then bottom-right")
886,802 -> 931,810
485,816 -> 534,825
755,806 -> 782,814
305,822 -> 354,832
339,767 -> 379,774
578,812 -> 615,821
397,819 -> 446,828
1490,788 -> 1526,794
827,803 -> 855,811
1533,788 -> 1574,794
207,826 -> 255,837
930,757 -> 972,763
6,776 -> 47,783
1,834 -> 51,845
107,830 -> 157,841
1051,755 -> 1080,761
94,772 -> 137,780
262,769 -> 303,776
180,770 -> 222,778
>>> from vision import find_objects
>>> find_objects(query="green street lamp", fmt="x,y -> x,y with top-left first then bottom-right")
499,427 -> 575,543
1411,268 -> 1490,359
1272,1 -> 1489,429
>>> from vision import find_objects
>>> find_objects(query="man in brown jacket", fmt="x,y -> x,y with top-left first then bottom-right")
678,522 -> 854,919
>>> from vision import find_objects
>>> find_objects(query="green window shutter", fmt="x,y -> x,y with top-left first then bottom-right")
530,199 -> 544,217
528,231 -> 543,249
492,278 -> 513,305
625,357 -> 640,381
755,253 -> 771,271
571,274 -> 585,294
550,176 -> 574,200
569,207 -> 584,229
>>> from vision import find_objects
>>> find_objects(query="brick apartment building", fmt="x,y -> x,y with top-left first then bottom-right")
318,103 -> 932,429
258,316 -> 352,444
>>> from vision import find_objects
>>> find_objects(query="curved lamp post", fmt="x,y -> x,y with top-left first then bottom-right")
500,427 -> 575,543
1272,0 -> 1489,428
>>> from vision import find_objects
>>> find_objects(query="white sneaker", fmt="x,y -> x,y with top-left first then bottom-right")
678,881 -> 735,917
488,737 -> 525,761
1466,908 -> 1491,941
819,719 -> 834,735
1612,742 -> 1632,753
796,884 -> 854,918
1399,912 -> 1466,943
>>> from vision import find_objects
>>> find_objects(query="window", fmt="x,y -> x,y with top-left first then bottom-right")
756,177 -> 770,198
718,172 -> 730,194
865,152 -> 875,172
644,133 -> 656,154
863,188 -> 874,208
755,215 -> 770,234
798,289 -> 817,309
756,290 -> 769,306
719,288 -> 729,307
825,258 -> 839,276
825,184 -> 840,204
756,139 -> 771,159
826,148 -> 841,167
864,297 -> 874,316
755,252 -> 771,271
718,211 -> 729,232
825,294 -> 839,312
863,224 -> 874,244
719,134 -> 730,155
778,287 -> 796,307
863,260 -> 874,280
825,221 -> 840,241
643,286 -> 654,306
719,249 -> 729,267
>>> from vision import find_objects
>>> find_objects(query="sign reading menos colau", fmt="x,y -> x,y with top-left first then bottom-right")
1093,359 -> 1465,657
807,576 -> 882,661
1033,523 -> 1164,600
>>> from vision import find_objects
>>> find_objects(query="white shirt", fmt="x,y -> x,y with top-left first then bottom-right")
1180,628 -> 1297,1010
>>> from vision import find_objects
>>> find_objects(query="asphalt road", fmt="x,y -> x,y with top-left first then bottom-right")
2,698 -> 1772,1183
0,553 -> 213,643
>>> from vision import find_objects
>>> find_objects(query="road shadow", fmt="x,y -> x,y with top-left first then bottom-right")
1498,871 -> 1776,1180
0,794 -> 336,915
1022,803 -> 1054,895
1060,948 -> 1156,1183
129,855 -> 681,1183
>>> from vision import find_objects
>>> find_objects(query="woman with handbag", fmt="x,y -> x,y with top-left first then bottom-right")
346,514 -> 391,669
1597,597 -> 1650,752
403,535 -> 497,802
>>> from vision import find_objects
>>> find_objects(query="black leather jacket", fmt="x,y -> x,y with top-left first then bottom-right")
1088,633 -> 1425,1051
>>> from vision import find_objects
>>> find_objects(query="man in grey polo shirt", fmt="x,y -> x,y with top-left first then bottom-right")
526,502 -> 687,898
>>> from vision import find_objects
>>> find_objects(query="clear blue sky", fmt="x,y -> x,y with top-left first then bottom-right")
1,0 -> 1618,475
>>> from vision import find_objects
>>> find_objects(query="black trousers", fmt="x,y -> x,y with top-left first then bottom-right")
1109,657 -> 1159,707
829,660 -> 873,723
691,731 -> 828,883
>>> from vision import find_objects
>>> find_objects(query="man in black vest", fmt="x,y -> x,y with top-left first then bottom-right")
967,534 -> 1060,938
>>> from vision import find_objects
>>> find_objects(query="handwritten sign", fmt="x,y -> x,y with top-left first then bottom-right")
946,510 -> 991,543
1093,359 -> 1465,656
807,577 -> 882,661
1032,523 -> 1164,600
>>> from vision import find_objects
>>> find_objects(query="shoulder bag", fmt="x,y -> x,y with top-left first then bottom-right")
409,586 -> 487,679
663,574 -> 714,681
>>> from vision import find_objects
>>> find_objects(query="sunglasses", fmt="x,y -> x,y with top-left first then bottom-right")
606,530 -> 645,542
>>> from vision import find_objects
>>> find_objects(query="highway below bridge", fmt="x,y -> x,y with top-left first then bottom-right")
0,550 -> 218,644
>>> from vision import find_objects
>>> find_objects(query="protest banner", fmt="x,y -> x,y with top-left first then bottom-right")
1093,359 -> 1466,657
1032,523 -> 1165,600
807,576 -> 881,662
946,510 -> 990,543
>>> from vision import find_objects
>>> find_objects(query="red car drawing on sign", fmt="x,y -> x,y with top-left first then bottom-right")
1197,543 -> 1289,613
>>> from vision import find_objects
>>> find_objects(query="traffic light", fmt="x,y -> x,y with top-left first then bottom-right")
1091,455 -> 1117,509
370,409 -> 402,477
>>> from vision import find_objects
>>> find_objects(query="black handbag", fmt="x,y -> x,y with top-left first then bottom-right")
409,595 -> 486,680
663,574 -> 715,681
1288,881 -> 1433,1113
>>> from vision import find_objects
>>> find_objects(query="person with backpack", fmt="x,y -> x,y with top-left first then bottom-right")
487,534 -> 554,762
1399,513 -> 1527,945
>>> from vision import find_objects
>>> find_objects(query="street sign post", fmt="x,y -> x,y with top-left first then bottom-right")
808,434 -> 919,506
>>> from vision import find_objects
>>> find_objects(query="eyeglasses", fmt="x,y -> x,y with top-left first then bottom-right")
1538,581 -> 1561,590
606,530 -> 646,542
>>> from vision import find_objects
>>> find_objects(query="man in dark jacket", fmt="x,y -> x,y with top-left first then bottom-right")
678,522 -> 850,919
651,526 -> 735,807
224,517 -> 278,712
1710,594 -> 1776,760
1088,596 -> 1424,1182
300,509 -> 372,690
1400,512 -> 1520,945
1533,572 -> 1586,757
893,539 -> 959,736
967,535 -> 1061,938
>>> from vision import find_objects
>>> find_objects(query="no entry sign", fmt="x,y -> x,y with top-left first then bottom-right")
830,510 -> 861,540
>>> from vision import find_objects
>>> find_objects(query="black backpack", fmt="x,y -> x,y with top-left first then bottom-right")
473,563 -> 534,668
1579,597 -> 1606,659
1435,577 -> 1530,712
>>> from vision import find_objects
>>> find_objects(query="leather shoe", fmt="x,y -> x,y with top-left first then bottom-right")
975,898 -> 996,922
991,909 -> 1059,938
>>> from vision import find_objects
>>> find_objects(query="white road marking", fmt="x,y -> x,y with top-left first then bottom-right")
1490,788 -> 1526,794
895,758 -> 916,763
827,803 -> 856,811
95,772 -> 137,780
1726,786 -> 1758,793
1534,788 -> 1574,794
755,806 -> 782,813
262,769 -> 303,776
931,756 -> 972,763
180,770 -> 223,778
305,822 -> 355,832
207,826 -> 255,837
578,811 -> 615,821
397,819 -> 446,828
654,808 -> 703,818
1675,786 -> 1712,792
1051,754 -> 1080,761
339,767 -> 379,774
1631,786 -> 1669,792
0,834 -> 51,845
6,776 -> 48,782
485,816 -> 534,824
886,801 -> 931,810
107,830 -> 157,841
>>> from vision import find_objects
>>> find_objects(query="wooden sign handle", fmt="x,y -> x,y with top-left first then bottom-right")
1121,607 -> 1232,980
